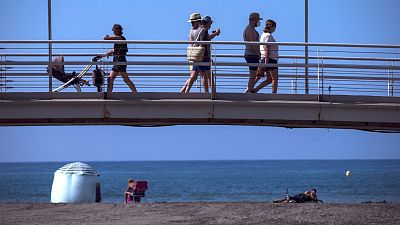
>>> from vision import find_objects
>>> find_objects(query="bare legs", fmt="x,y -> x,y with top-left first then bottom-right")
121,72 -> 137,93
253,68 -> 278,93
246,70 -> 259,93
107,71 -> 137,94
201,71 -> 210,93
181,70 -> 210,93
107,71 -> 117,94
181,71 -> 199,92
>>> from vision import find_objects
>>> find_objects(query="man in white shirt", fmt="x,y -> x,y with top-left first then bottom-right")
254,19 -> 279,93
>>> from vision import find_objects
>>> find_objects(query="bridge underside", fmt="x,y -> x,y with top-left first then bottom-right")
0,93 -> 399,131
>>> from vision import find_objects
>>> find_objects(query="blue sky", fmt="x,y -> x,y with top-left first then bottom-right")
0,0 -> 399,162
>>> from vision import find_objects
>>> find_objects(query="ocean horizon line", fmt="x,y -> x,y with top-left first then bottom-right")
1,159 -> 399,164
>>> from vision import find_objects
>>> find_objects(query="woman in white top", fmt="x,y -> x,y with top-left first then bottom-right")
254,19 -> 279,93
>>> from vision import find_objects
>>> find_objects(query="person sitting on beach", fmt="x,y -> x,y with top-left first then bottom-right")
124,178 -> 136,204
273,188 -> 321,203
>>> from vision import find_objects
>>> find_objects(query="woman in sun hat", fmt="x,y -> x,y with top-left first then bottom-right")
181,13 -> 203,92
183,16 -> 221,93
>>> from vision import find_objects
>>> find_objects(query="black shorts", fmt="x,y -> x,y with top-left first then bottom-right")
261,58 -> 278,71
245,55 -> 261,71
112,56 -> 127,72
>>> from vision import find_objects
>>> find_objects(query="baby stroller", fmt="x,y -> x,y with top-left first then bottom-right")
52,56 -> 104,92
50,56 -> 90,92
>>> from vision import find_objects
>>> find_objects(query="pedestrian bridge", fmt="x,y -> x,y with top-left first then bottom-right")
1,92 -> 399,131
0,40 -> 399,131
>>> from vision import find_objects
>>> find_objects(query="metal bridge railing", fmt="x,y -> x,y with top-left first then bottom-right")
0,40 -> 399,97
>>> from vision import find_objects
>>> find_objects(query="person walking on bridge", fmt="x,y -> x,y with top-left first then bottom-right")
253,19 -> 279,93
182,16 -> 221,93
243,12 -> 263,93
181,13 -> 202,92
98,24 -> 137,95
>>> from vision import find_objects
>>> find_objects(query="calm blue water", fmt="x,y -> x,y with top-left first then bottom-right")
0,160 -> 399,203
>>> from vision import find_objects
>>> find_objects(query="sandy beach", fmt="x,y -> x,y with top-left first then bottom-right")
0,202 -> 399,225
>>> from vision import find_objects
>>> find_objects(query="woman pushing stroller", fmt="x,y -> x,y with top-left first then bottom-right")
97,24 -> 137,94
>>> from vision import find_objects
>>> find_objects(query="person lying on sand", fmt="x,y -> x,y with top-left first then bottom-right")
273,188 -> 323,203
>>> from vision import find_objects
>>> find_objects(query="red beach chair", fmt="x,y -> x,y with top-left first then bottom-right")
133,181 -> 148,202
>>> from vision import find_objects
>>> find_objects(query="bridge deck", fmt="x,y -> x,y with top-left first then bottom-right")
1,93 -> 399,131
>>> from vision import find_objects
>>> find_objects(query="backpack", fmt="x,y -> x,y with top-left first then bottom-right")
92,66 -> 105,92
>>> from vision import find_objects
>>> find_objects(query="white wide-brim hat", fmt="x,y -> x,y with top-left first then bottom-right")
188,12 -> 202,22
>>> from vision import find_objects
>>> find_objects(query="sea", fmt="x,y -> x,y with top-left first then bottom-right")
0,160 -> 399,203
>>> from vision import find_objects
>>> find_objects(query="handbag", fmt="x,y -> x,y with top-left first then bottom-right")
187,29 -> 205,62
92,65 -> 105,87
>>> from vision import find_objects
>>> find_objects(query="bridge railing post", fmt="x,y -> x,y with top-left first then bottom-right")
305,0 -> 309,95
388,61 -> 395,97
0,55 -> 5,92
388,61 -> 391,96
291,58 -> 298,94
295,58 -> 298,94
391,61 -> 395,97
210,43 -> 216,99
317,49 -> 320,100
321,50 -> 324,97
393,61 -> 396,97
47,0 -> 53,93
48,41 -> 53,93
317,49 -> 325,101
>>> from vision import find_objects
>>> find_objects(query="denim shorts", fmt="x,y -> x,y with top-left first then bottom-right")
245,55 -> 261,71
193,60 -> 212,72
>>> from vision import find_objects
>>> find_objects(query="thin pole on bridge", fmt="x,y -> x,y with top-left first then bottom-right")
305,0 -> 309,94
47,0 -> 52,92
